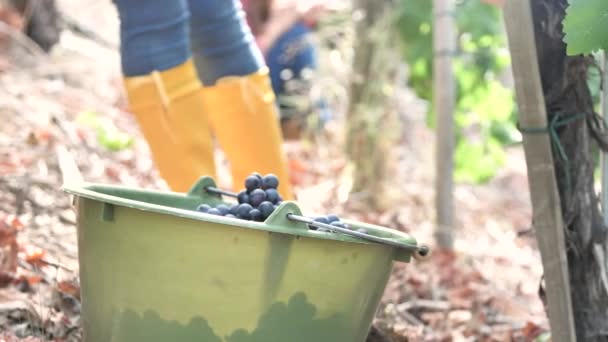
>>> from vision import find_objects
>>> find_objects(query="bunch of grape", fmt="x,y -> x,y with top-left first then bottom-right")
195,172 -> 372,236
197,172 -> 283,222
309,215 -> 368,234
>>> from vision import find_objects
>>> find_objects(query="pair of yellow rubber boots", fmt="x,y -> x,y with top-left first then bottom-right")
122,59 -> 293,199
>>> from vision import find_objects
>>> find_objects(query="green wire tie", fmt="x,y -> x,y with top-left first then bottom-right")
517,111 -> 589,194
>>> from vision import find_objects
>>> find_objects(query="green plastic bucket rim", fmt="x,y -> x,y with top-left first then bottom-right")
62,176 -> 419,262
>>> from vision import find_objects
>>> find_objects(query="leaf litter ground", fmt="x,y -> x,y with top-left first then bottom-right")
0,2 -> 547,341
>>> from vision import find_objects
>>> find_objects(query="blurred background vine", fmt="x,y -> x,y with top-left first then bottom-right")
397,0 -> 518,183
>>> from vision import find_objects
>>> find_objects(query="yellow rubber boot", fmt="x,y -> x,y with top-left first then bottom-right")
123,59 -> 217,192
202,67 -> 293,200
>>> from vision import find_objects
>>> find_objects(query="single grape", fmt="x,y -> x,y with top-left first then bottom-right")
314,216 -> 330,225
251,172 -> 263,182
309,216 -> 329,231
237,203 -> 253,219
262,174 -> 279,189
330,221 -> 347,228
237,190 -> 250,204
265,189 -> 280,204
229,204 -> 239,216
216,204 -> 230,215
258,201 -> 275,219
326,214 -> 340,223
245,175 -> 262,192
249,189 -> 267,207
197,204 -> 211,213
207,208 -> 222,216
250,209 -> 263,221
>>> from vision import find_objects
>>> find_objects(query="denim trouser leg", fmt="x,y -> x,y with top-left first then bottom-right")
187,0 -> 265,86
114,0 -> 266,84
113,0 -> 191,76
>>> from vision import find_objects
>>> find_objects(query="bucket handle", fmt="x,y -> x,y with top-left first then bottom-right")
286,213 -> 430,261
204,185 -> 430,261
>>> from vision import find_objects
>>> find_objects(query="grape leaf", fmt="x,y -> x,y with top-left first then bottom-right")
562,0 -> 608,55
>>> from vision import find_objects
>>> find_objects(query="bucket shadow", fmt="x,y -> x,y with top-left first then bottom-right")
111,292 -> 351,342
226,292 -> 350,342
114,310 -> 222,342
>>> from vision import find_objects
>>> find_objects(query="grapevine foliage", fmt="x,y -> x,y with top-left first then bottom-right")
562,0 -> 608,55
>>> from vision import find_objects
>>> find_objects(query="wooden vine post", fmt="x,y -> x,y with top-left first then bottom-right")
503,1 -> 576,341
433,0 -> 456,249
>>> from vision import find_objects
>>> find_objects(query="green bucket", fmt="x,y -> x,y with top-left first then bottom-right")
63,177 -> 427,342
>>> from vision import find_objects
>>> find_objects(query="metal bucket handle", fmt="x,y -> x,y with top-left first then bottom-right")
204,185 -> 431,261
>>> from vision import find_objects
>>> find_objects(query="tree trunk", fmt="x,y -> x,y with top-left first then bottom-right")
346,0 -> 400,209
531,0 -> 608,339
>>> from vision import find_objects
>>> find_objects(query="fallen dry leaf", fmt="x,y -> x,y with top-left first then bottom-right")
57,280 -> 80,300
0,218 -> 19,275
22,247 -> 46,268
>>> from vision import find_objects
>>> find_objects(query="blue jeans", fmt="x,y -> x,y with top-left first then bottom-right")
265,22 -> 317,96
266,22 -> 331,123
113,0 -> 265,86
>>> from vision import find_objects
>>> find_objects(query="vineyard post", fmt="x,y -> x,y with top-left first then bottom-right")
503,1 -> 576,341
601,50 -> 608,222
433,0 -> 456,249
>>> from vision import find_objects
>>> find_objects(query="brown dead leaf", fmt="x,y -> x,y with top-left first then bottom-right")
288,164 -> 307,186
520,321 -> 544,340
22,246 -> 46,268
13,274 -> 43,292
105,165 -> 122,182
6,215 -> 24,231
57,280 -> 80,300
0,217 -> 19,275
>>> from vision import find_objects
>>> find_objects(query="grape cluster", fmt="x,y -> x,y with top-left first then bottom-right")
195,173 -> 371,236
197,172 -> 283,222
309,215 -> 368,234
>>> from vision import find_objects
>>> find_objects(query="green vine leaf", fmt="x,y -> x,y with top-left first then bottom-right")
563,0 -> 608,55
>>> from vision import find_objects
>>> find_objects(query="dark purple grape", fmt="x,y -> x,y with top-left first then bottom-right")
327,214 -> 340,223
207,208 -> 222,216
229,204 -> 239,216
249,189 -> 267,207
309,216 -> 329,231
237,203 -> 253,219
262,174 -> 279,189
197,204 -> 211,213
250,209 -> 263,221
265,189 -> 280,204
237,190 -> 250,204
314,216 -> 330,225
258,201 -> 275,218
245,175 -> 262,192
330,221 -> 347,228
216,204 -> 230,215
251,172 -> 263,182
